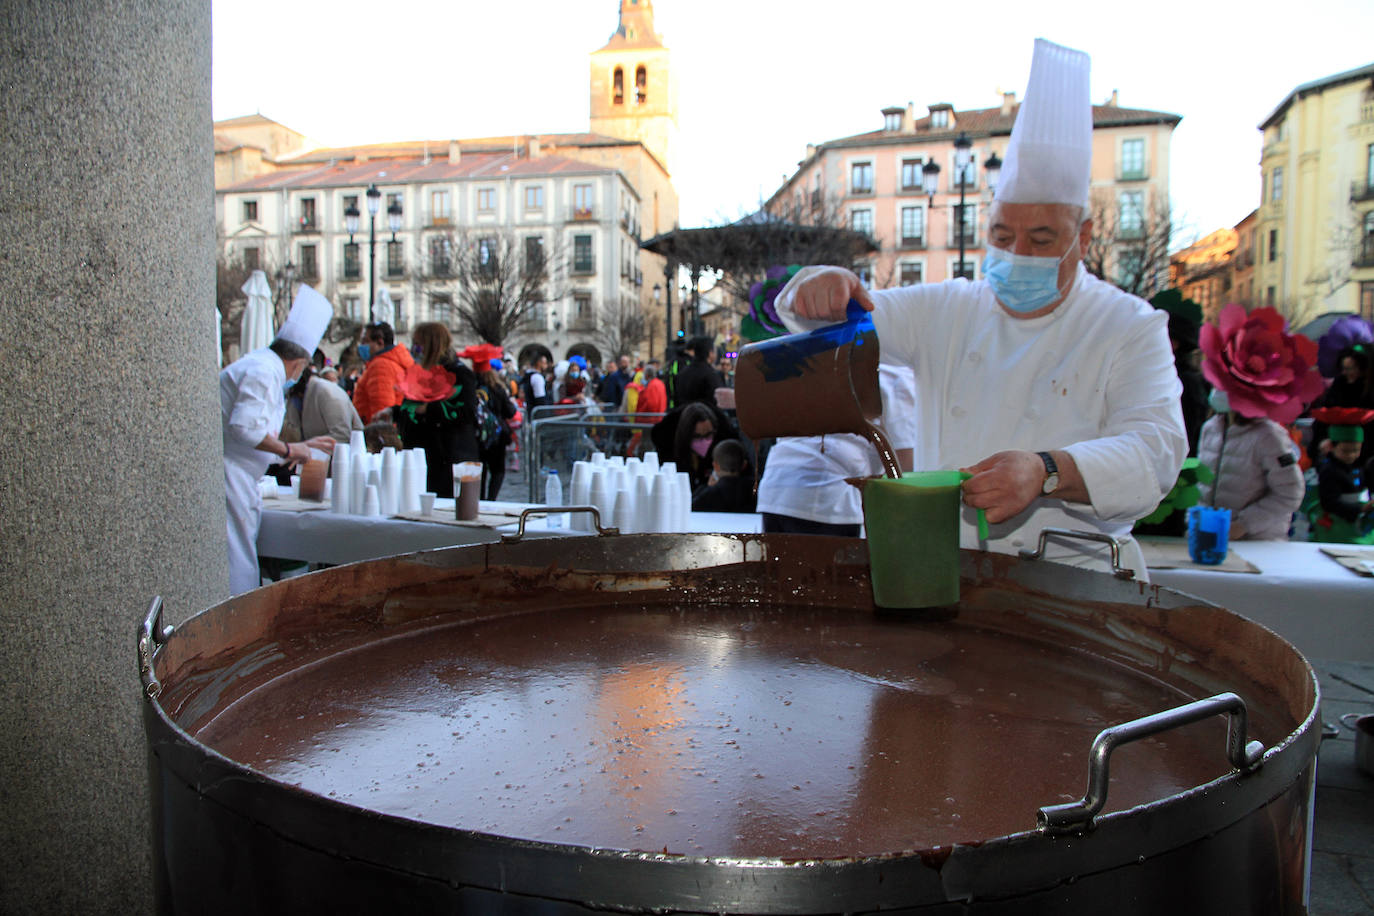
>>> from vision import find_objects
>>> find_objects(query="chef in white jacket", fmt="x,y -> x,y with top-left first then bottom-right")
774,39 -> 1185,576
220,286 -> 336,594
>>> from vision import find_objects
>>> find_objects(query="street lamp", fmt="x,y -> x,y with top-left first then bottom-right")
344,185 -> 386,322
953,133 -> 973,279
652,282 -> 661,359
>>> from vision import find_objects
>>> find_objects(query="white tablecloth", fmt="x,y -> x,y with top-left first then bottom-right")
258,497 -> 762,566
1149,540 -> 1372,662
258,496 -> 1368,662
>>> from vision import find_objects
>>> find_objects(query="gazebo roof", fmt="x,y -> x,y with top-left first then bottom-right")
641,214 -> 878,273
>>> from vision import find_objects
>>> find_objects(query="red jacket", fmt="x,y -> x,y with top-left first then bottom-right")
352,344 -> 415,422
637,378 -> 667,416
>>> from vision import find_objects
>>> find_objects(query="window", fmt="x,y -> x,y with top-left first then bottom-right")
386,192 -> 402,213
431,190 -> 451,224
1360,282 -> 1374,322
884,111 -> 900,131
299,198 -> 317,230
574,184 -> 594,218
342,296 -> 362,321
430,236 -> 452,276
901,158 -> 923,191
477,188 -> 496,212
949,203 -> 977,247
613,67 -> 624,105
850,208 -> 873,237
850,161 -> 873,195
931,109 -> 949,129
299,244 -> 318,279
477,237 -> 498,276
343,194 -> 358,215
854,263 -> 872,287
524,236 -> 546,276
1266,286 -> 1276,307
242,200 -> 258,223
1118,191 -> 1145,239
900,262 -> 923,286
573,234 -> 594,273
525,185 -> 544,210
1367,143 -> 1374,187
900,206 -> 924,247
391,296 -> 405,330
1120,139 -> 1145,179
343,242 -> 360,279
241,246 -> 260,271
431,294 -> 453,325
949,256 -> 974,281
386,240 -> 404,276
573,292 -> 593,326
1268,229 -> 1279,262
635,65 -> 646,104
1271,167 -> 1283,203
1116,250 -> 1144,289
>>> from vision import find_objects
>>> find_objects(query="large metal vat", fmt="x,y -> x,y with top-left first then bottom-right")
139,533 -> 1319,913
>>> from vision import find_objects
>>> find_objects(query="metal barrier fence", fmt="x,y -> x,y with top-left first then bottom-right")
520,406 -> 667,501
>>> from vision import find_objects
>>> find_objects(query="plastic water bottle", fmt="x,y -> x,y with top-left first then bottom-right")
545,469 -> 564,528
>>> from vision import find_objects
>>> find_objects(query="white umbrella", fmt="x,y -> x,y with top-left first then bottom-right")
239,269 -> 275,355
373,287 -> 395,327
215,307 -> 224,367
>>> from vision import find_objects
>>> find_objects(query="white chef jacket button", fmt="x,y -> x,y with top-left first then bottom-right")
968,351 -> 982,364
951,405 -> 966,418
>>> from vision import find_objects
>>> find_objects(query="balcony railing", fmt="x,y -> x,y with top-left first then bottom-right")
1351,180 -> 1374,203
343,267 -> 361,280
428,215 -> 451,227
899,236 -> 926,250
295,217 -> 319,234
569,318 -> 597,333
431,261 -> 453,278
849,184 -> 873,196
1117,167 -> 1148,181
946,228 -> 979,248
1356,237 -> 1374,269
571,259 -> 595,275
386,264 -> 406,278
572,207 -> 595,221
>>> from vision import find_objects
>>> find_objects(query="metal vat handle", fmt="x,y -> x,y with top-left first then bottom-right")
500,506 -> 619,543
137,596 -> 174,699
1037,692 -> 1265,835
1018,526 -> 1135,580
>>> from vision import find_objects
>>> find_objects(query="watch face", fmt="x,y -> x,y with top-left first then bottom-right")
1042,474 -> 1059,495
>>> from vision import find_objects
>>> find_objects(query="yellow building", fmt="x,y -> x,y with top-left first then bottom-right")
1170,228 -> 1236,322
1254,62 -> 1374,325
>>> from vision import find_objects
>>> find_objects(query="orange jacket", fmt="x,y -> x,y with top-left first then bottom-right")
352,344 -> 416,423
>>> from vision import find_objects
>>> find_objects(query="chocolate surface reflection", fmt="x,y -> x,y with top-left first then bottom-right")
198,604 -> 1231,858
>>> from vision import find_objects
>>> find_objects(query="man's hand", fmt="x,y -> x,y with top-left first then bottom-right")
303,436 -> 336,455
959,450 -> 1049,525
786,266 -> 876,322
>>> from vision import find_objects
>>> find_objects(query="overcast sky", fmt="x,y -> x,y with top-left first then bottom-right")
212,0 -> 1373,246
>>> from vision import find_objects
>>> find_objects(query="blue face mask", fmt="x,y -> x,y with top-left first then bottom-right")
981,240 -> 1078,314
357,343 -> 371,362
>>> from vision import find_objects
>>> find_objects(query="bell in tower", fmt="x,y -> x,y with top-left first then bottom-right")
589,0 -> 679,175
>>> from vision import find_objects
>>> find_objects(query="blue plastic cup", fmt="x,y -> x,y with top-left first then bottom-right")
1186,506 -> 1231,565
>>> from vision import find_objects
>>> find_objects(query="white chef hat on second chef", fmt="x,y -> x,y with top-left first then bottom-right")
994,38 -> 1092,212
276,285 -> 334,355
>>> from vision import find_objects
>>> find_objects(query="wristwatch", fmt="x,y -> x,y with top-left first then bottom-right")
1037,451 -> 1059,495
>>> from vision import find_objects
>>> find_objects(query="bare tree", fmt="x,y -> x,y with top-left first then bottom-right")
1083,191 -> 1176,300
417,229 -> 567,346
594,294 -> 649,360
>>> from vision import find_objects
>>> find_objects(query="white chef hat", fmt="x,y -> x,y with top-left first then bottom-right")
276,285 -> 334,355
994,38 -> 1092,212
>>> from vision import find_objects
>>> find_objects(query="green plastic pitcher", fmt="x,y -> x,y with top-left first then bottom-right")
862,471 -> 986,609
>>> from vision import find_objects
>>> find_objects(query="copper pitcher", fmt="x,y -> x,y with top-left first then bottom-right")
735,300 -> 882,440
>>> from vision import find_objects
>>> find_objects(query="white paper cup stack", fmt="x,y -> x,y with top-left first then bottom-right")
642,451 -> 659,473
634,473 -> 654,533
331,442 -> 351,514
350,453 -> 367,516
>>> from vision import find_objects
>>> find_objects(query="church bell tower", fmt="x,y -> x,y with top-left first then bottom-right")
589,0 -> 679,175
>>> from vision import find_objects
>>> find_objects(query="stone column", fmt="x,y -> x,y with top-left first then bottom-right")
0,1 -> 224,911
